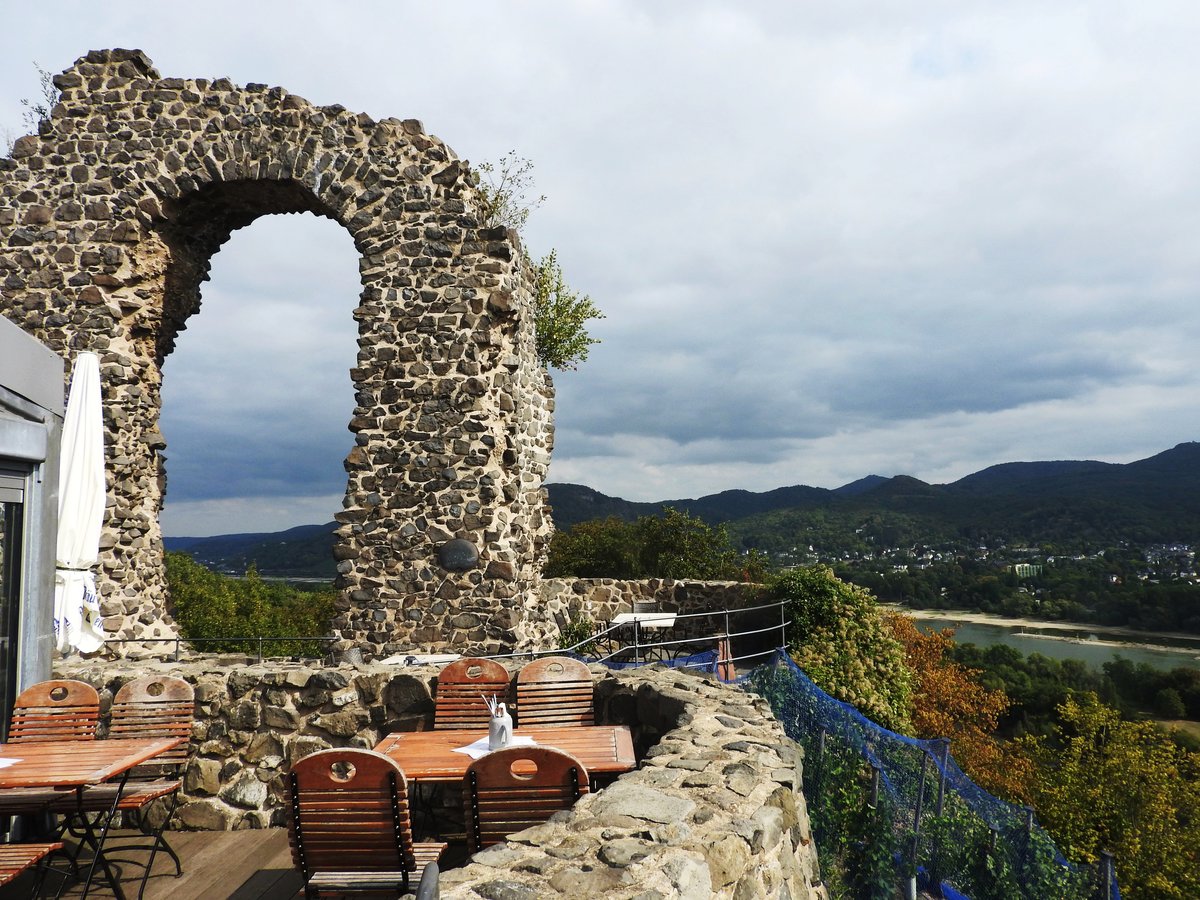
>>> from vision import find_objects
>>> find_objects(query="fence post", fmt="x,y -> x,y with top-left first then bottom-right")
868,764 -> 880,810
174,638 -> 181,663
633,619 -> 641,663
815,728 -> 827,808
935,738 -> 950,816
779,598 -> 786,649
1100,850 -> 1114,900
257,636 -> 264,664
909,750 -> 930,876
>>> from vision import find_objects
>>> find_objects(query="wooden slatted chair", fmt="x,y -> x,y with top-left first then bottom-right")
463,746 -> 589,853
0,841 -> 62,891
48,675 -> 194,899
434,658 -> 511,730
515,657 -> 595,728
6,679 -> 99,743
287,748 -> 446,898
0,679 -> 100,825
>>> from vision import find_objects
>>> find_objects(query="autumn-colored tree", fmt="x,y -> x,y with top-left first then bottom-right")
1017,694 -> 1200,900
887,614 -> 1032,802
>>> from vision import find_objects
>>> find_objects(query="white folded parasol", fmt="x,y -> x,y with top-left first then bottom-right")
53,351 -> 107,653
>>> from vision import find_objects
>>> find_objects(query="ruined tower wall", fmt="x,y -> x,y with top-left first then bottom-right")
0,49 -> 556,657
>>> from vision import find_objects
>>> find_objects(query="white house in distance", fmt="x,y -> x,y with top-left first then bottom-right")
0,315 -> 62,732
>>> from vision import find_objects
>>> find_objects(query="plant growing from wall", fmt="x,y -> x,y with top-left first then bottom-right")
474,152 -> 603,371
532,249 -> 603,370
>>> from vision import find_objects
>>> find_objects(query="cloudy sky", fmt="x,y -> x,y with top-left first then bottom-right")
4,2 -> 1200,536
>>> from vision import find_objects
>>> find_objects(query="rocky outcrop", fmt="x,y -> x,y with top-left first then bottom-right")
58,656 -> 826,898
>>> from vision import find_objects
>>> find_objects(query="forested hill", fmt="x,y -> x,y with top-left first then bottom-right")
552,442 -> 1200,551
166,442 -> 1200,574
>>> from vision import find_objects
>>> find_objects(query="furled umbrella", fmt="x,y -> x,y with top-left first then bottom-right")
53,351 -> 107,653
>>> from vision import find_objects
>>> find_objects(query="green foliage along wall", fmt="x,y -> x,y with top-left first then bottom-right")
544,507 -> 766,581
771,565 -> 913,732
165,552 -> 335,657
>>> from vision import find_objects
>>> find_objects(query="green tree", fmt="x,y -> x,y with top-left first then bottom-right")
1017,694 -> 1200,900
544,507 -> 765,580
770,565 -> 913,732
165,552 -> 334,657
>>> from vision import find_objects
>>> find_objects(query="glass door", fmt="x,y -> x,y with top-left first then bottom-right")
0,471 -> 25,740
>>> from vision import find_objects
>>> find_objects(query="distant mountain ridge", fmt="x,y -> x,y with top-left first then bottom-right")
166,442 -> 1200,574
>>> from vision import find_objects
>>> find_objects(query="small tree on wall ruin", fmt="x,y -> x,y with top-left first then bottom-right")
0,49 -> 558,658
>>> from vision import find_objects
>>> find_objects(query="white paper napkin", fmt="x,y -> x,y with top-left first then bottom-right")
0,758 -> 22,769
451,735 -> 538,760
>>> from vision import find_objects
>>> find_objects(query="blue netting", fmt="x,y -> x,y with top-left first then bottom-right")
741,650 -> 1121,900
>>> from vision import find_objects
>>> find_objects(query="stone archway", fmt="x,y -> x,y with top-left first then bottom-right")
0,49 -> 556,657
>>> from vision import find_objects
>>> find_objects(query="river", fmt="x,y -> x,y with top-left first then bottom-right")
887,607 -> 1200,672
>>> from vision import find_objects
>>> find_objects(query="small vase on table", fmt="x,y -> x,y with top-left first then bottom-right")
488,702 -> 512,750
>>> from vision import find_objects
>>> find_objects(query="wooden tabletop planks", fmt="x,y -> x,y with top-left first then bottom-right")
0,737 -> 185,789
373,725 -> 635,782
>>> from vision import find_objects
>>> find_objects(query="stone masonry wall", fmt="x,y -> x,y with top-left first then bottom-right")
58,656 -> 826,899
0,49 -> 555,656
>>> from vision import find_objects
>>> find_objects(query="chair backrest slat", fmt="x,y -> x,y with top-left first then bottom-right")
6,679 -> 100,743
515,657 -> 594,728
463,746 -> 589,853
434,658 -> 511,730
287,748 -> 416,877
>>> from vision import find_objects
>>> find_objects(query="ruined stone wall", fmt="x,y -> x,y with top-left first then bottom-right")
59,656 -> 827,899
0,49 -> 555,655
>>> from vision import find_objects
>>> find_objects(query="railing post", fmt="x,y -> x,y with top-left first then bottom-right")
868,764 -> 880,809
633,618 -> 641,663
779,598 -> 786,649
174,638 -> 180,663
257,636 -> 264,664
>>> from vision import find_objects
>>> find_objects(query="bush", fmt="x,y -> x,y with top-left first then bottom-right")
770,565 -> 913,732
165,551 -> 334,657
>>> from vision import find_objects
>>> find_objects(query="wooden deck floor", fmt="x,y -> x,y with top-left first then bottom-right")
4,829 -> 304,899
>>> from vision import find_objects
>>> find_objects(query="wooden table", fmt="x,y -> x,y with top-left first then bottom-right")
373,725 -> 636,782
0,737 -> 184,899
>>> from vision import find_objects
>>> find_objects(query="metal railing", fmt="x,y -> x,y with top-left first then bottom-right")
101,597 -> 789,673
482,598 -> 788,677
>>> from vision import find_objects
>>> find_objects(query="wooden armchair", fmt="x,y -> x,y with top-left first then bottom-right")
49,675 -> 194,899
434,658 -> 511,730
515,657 -> 595,727
287,748 -> 446,898
463,746 -> 589,853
